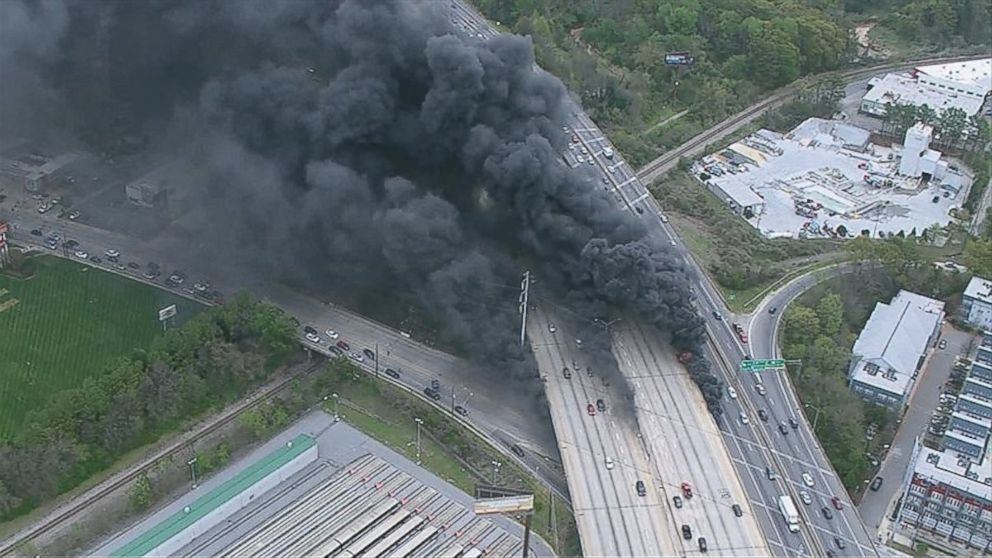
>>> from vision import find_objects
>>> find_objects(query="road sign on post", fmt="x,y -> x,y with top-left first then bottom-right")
740,359 -> 786,372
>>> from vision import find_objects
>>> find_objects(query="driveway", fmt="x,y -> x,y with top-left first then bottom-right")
857,324 -> 976,532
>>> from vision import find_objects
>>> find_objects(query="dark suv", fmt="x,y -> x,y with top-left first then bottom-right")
635,480 -> 646,497
681,524 -> 692,540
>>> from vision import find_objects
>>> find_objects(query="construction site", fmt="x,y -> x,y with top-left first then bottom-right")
693,117 -> 975,240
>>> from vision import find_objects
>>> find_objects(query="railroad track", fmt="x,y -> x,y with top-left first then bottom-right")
0,360 -> 325,557
635,53 -> 991,185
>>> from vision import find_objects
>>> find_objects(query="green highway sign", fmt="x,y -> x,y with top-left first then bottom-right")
739,359 -> 786,372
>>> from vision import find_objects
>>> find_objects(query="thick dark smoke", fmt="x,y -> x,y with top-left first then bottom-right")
0,0 -> 723,415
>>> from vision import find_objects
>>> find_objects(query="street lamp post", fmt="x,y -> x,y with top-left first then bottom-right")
593,317 -> 622,334
414,418 -> 423,464
490,460 -> 502,484
332,392 -> 339,422
187,457 -> 198,488
805,403 -> 822,433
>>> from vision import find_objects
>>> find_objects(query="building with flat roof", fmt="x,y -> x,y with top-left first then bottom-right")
848,290 -> 945,409
961,276 -> 992,331
112,434 -> 318,557
894,331 -> 992,554
913,58 -> 992,100
860,73 -> 986,118
0,150 -> 81,192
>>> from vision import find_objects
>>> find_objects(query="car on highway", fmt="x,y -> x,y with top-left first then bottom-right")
765,466 -> 777,481
548,323 -> 556,333
870,476 -> 883,491
635,480 -> 646,497
423,387 -> 441,401
384,368 -> 400,379
681,482 -> 693,499
74,250 -> 88,259
799,491 -> 811,505
732,504 -> 743,517
698,537 -> 707,553
822,506 -> 834,520
305,332 -> 320,343
835,537 -> 847,550
802,473 -> 814,487
596,398 -> 606,412
605,456 -> 615,470
768,306 -> 777,314
789,417 -> 799,429
669,239 -> 676,246
324,329 -> 339,340
681,524 -> 692,540
755,384 -> 767,396
603,147 -> 614,158
659,213 -> 669,223
727,386 -> 737,399
673,495 -> 682,508
511,444 -> 525,457
739,411 -> 749,425
454,405 -> 468,416
363,348 -> 375,360
831,496 -> 844,510
586,403 -> 596,416
758,409 -> 769,422
336,340 -> 350,351
732,322 -> 748,343
562,366 -> 572,379
712,310 -> 722,320
778,423 -> 789,435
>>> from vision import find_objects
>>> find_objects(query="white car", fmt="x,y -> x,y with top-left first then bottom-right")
802,472 -> 814,487
605,456 -> 615,470
799,491 -> 812,505
580,146 -> 588,155
727,386 -> 737,399
350,352 -> 365,363
669,239 -> 677,246
324,329 -> 340,340
603,147 -> 614,158
659,214 -> 669,223
756,384 -> 767,396
587,158 -> 595,165
739,411 -> 750,425
105,249 -> 120,259
305,332 -> 320,344
576,155 -> 584,163
74,250 -> 88,259
548,323 -> 557,333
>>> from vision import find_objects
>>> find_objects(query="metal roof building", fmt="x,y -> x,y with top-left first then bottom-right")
848,290 -> 945,409
112,434 -> 318,557
962,276 -> 992,331
860,73 -> 985,117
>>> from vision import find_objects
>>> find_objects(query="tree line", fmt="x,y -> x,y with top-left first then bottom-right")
0,292 -> 298,520
880,102 -> 992,153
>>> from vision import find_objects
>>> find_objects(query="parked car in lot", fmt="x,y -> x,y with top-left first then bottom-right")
454,405 -> 468,416
635,480 -> 646,496
423,387 -> 441,401
349,352 -> 364,363
732,504 -> 743,517
325,329 -> 339,340
802,473 -> 814,487
305,332 -> 320,343
698,537 -> 707,553
596,398 -> 606,412
681,524 -> 692,540
673,495 -> 683,508
938,339 -> 947,349
586,403 -> 596,416
870,477 -> 883,491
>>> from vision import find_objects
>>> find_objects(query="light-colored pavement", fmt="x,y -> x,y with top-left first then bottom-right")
529,306 -> 674,557
858,325 -> 975,532
614,321 -> 770,557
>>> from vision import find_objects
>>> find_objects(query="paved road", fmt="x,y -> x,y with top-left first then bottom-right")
528,306 -> 673,557
858,325 -> 974,532
614,321 -> 770,557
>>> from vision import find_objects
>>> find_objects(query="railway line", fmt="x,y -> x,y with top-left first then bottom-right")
635,53 -> 992,185
0,361 -> 325,557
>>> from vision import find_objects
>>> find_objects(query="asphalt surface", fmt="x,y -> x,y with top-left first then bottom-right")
613,321 -> 770,557
528,306 -> 673,557
858,325 -> 974,533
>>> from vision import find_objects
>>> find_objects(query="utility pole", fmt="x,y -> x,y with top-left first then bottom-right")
414,417 -> 423,464
490,460 -> 502,484
187,456 -> 198,488
374,342 -> 379,378
518,271 -> 530,348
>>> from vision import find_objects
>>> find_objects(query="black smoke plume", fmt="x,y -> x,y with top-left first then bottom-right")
0,0 -> 723,415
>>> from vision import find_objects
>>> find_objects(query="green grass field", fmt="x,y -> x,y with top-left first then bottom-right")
0,255 -> 203,440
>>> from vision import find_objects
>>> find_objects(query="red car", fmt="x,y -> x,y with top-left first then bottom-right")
587,403 -> 596,416
336,340 -> 350,351
681,481 -> 693,499
831,496 -> 843,510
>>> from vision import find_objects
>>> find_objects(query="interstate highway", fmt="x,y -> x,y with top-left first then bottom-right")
449,1 -> 880,555
529,306 -> 674,557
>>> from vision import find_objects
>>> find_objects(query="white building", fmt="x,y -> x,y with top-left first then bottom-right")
962,276 -> 992,330
848,290 -> 945,409
914,58 -> 992,101
898,123 -> 948,180
704,179 -> 765,217
860,73 -> 986,118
